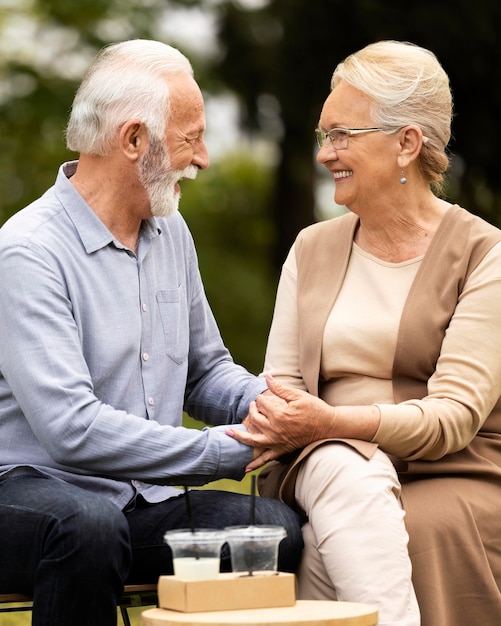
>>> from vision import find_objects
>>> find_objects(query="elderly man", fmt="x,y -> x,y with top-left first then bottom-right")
0,40 -> 302,626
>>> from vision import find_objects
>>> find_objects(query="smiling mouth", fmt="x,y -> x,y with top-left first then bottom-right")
333,170 -> 353,181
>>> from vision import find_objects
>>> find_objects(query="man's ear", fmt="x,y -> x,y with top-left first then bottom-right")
120,120 -> 144,161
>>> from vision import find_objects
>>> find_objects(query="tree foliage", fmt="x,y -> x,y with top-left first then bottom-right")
2,0 -> 501,236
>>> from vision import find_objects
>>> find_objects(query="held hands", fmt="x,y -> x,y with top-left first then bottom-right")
226,374 -> 335,472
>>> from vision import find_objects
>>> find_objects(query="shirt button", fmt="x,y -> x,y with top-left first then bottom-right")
142,303 -> 148,312
148,397 -> 155,406
132,480 -> 141,488
142,352 -> 149,361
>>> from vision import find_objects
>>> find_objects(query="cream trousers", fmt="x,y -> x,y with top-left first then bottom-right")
295,443 -> 420,626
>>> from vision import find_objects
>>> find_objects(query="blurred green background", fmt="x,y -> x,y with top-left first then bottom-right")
2,0 -> 501,374
2,0 -> 501,623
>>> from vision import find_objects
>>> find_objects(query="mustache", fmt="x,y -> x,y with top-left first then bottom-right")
179,165 -> 198,181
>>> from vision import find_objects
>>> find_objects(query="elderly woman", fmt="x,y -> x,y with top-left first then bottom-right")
228,41 -> 501,626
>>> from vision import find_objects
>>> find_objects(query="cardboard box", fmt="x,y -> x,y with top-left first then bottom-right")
158,572 -> 296,612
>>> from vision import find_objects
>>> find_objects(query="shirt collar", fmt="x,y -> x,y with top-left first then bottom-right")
55,161 -> 161,254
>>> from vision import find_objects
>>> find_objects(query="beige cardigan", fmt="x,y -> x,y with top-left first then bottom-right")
259,205 -> 501,508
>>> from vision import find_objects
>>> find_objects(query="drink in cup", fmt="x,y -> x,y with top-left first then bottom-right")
225,525 -> 287,576
164,529 -> 227,581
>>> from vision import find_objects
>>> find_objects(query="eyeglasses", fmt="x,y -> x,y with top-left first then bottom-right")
315,127 -> 394,150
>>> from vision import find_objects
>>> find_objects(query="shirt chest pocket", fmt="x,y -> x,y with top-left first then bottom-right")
156,287 -> 189,364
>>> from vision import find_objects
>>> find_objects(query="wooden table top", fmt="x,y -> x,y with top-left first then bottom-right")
141,600 -> 378,626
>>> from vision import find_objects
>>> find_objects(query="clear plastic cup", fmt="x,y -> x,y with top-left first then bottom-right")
225,525 -> 287,576
164,529 -> 227,581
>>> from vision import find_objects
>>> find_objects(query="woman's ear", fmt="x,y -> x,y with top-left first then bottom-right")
397,125 -> 423,168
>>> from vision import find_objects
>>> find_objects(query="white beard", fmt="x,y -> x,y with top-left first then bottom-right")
138,138 -> 198,218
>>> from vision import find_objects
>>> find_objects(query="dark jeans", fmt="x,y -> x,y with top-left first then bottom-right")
0,469 -> 303,626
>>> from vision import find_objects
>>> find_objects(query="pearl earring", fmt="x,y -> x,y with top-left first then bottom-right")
400,169 -> 407,185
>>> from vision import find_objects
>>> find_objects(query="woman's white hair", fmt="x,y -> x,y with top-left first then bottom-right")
332,40 -> 453,194
66,39 -> 193,156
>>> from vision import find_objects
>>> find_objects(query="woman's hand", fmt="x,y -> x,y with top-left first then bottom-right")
227,374 -> 336,471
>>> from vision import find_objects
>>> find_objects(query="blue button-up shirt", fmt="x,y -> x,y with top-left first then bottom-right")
0,162 -> 267,508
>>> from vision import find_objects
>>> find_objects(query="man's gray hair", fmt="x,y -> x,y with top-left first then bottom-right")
66,39 -> 193,156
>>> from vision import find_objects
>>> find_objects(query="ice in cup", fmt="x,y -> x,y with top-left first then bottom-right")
164,529 -> 227,581
225,525 -> 287,576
